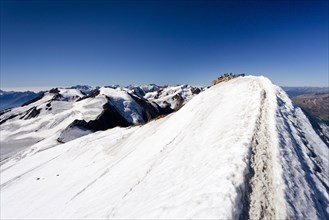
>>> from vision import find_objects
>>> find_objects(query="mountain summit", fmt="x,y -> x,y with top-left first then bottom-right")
1,76 -> 328,219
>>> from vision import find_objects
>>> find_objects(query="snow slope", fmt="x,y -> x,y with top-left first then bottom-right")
142,84 -> 203,110
0,87 -> 170,161
121,84 -> 204,110
1,76 -> 328,219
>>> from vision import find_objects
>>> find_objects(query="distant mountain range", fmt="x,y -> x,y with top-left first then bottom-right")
0,84 -> 204,160
2,85 -> 327,110
1,77 -> 328,219
282,86 -> 329,98
0,90 -> 43,111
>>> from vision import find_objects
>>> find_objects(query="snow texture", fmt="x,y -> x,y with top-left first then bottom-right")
0,76 -> 328,219
0,86 -> 172,161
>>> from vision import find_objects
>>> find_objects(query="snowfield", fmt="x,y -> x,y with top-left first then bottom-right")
0,86 -> 173,161
0,76 -> 328,219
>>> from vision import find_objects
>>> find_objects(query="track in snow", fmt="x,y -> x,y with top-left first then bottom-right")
247,90 -> 276,219
1,76 -> 328,219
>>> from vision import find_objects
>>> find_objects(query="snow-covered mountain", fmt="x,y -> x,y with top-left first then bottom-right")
111,84 -> 205,110
142,84 -> 203,110
0,87 -> 172,161
0,90 -> 42,111
1,76 -> 328,219
66,85 -> 97,95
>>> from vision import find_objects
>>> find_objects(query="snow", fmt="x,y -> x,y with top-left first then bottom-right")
0,86 -> 172,161
144,84 -> 202,109
58,88 -> 84,99
0,88 -> 106,160
1,76 -> 328,219
66,85 -> 97,94
99,87 -> 145,124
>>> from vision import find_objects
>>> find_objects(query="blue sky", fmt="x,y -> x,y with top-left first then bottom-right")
1,0 -> 328,89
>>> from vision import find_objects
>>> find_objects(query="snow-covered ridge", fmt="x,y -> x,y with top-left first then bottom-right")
107,84 -> 205,110
0,86 -> 175,161
0,84 -> 203,161
1,76 -> 328,219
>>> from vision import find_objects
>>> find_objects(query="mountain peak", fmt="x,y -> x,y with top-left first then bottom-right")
1,76 -> 328,219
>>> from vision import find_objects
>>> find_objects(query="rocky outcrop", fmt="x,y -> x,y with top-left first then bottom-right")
22,107 -> 41,120
212,73 -> 245,85
128,93 -> 173,121
76,89 -> 100,102
0,114 -> 17,125
171,94 -> 184,110
191,87 -> 201,95
66,102 -> 131,132
49,88 -> 60,94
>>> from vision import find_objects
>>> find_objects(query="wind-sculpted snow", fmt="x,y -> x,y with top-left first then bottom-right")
275,87 -> 329,219
0,76 -> 328,219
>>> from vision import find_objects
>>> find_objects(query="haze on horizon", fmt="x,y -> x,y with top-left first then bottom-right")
1,0 -> 328,88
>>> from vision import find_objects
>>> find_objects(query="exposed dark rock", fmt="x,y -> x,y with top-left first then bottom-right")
0,109 -> 11,116
172,94 -> 184,110
128,93 -> 173,121
153,88 -> 164,99
159,104 -> 174,115
23,107 -> 41,120
49,88 -> 60,94
77,89 -> 100,102
212,73 -> 245,85
51,94 -> 64,101
131,87 -> 146,97
66,93 -> 173,133
21,93 -> 45,107
44,102 -> 52,111
68,102 -> 130,132
0,114 -> 18,125
191,87 -> 201,95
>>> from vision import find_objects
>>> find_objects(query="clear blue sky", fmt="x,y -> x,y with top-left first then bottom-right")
1,0 -> 328,88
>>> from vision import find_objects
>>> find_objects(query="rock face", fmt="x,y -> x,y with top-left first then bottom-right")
21,107 -> 41,119
128,93 -> 174,120
212,73 -> 245,85
0,84 -> 203,161
141,84 -> 205,110
63,102 -> 131,133
0,86 -> 176,160
59,93 -> 172,141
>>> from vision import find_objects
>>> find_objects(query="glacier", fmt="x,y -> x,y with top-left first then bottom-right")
0,76 -> 328,219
